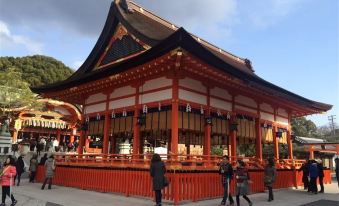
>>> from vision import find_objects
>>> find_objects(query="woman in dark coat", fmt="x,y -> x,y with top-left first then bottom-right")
264,158 -> 276,202
299,161 -> 309,190
150,154 -> 166,206
14,156 -> 25,186
235,160 -> 252,206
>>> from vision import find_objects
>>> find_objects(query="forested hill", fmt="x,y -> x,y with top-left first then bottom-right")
0,55 -> 74,87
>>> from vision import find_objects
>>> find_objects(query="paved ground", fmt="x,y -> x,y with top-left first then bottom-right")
7,178 -> 339,206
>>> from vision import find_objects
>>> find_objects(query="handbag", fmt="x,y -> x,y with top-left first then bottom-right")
264,176 -> 272,184
163,177 -> 169,187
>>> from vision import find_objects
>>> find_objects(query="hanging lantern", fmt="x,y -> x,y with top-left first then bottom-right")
276,128 -> 283,138
122,109 -> 127,117
86,116 -> 89,122
205,116 -> 212,125
111,110 -> 116,119
230,122 -> 238,131
158,102 -> 161,111
143,105 -> 148,114
96,113 -> 101,120
200,105 -> 204,115
217,110 -> 222,117
137,114 -> 146,126
186,103 -> 191,113
226,112 -> 231,120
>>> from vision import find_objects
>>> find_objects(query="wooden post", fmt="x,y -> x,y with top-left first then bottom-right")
103,112 -> 110,154
12,130 -> 18,143
255,118 -> 262,161
203,87 -> 211,157
56,129 -> 61,142
230,115 -> 237,159
273,125 -> 279,161
132,85 -> 140,156
309,146 -> 314,159
78,130 -> 85,154
287,130 -> 293,159
171,77 -> 179,155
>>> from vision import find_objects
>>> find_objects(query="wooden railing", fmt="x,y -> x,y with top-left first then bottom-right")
53,153 -> 275,170
36,164 -> 332,205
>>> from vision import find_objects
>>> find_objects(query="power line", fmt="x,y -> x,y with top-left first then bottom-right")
328,115 -> 336,136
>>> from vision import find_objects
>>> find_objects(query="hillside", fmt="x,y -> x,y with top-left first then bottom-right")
0,55 -> 73,87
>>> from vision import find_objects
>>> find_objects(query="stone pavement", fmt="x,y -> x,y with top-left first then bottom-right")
7,179 -> 339,206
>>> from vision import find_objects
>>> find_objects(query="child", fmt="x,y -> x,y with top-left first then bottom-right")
0,156 -> 17,206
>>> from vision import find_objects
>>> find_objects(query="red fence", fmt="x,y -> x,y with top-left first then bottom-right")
36,166 -> 332,205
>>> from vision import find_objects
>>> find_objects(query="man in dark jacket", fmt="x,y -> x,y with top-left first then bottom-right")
299,161 -> 309,190
15,155 -> 25,186
150,154 -> 166,206
317,160 -> 324,193
308,160 -> 318,194
219,155 -> 234,206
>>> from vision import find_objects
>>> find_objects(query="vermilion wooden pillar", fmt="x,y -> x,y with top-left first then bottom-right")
273,126 -> 279,160
56,129 -> 61,142
287,130 -> 293,159
78,130 -> 85,154
309,146 -> 314,159
171,77 -> 179,155
203,88 -> 211,156
103,112 -> 110,154
132,85 -> 140,155
255,118 -> 263,161
229,116 -> 237,158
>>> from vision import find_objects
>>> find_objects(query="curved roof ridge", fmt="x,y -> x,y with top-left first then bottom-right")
125,0 -> 253,72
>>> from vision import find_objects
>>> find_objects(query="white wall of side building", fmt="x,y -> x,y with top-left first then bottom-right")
139,89 -> 172,104
179,77 -> 207,93
110,86 -> 136,99
85,93 -> 107,104
210,87 -> 232,100
84,103 -> 106,114
179,89 -> 207,105
109,96 -> 135,110
139,76 -> 172,92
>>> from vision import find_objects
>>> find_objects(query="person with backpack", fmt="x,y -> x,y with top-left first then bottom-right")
235,160 -> 252,206
219,155 -> 234,206
264,158 -> 276,202
308,160 -> 319,194
299,160 -> 310,190
14,156 -> 25,186
29,155 -> 38,183
41,154 -> 56,190
150,154 -> 167,206
317,160 -> 324,193
0,156 -> 17,206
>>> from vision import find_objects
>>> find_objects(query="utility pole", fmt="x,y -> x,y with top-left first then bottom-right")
328,115 -> 336,136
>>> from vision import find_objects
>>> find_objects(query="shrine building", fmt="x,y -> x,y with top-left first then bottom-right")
32,0 -> 333,204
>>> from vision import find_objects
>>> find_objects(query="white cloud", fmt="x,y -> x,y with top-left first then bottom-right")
72,60 -> 84,70
0,20 -> 43,54
135,0 -> 237,42
246,0 -> 306,29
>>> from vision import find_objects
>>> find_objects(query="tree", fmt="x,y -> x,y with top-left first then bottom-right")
0,55 -> 73,87
291,117 -> 317,137
0,68 -> 39,117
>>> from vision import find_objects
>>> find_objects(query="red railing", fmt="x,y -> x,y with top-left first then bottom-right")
52,153 -> 270,170
36,165 -> 332,205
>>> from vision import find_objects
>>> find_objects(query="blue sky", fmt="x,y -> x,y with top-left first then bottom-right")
0,0 -> 338,127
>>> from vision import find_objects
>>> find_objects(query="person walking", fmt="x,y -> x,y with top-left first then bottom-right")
0,156 -> 18,206
29,155 -> 38,183
39,153 -> 48,165
299,161 -> 309,190
317,160 -> 324,193
150,154 -> 167,206
308,160 -> 318,194
235,160 -> 252,206
41,155 -> 56,190
335,158 -> 339,188
264,158 -> 276,202
14,156 -> 25,186
219,155 -> 234,206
